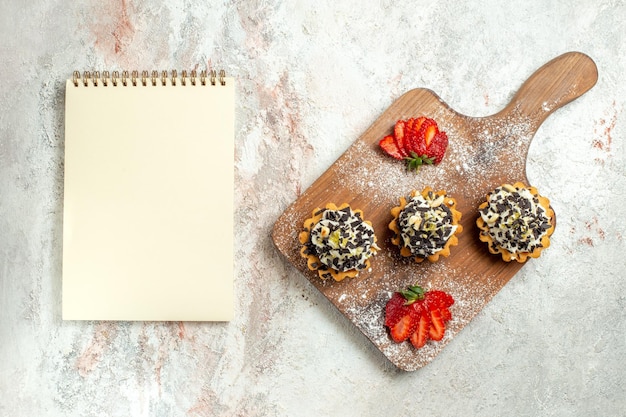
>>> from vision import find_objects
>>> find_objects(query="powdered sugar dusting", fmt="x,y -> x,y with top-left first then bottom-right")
444,110 -> 536,203
340,253 -> 510,370
273,92 -> 546,371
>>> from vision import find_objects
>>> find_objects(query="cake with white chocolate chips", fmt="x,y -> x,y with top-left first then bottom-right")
389,187 -> 463,263
476,182 -> 555,263
299,203 -> 379,281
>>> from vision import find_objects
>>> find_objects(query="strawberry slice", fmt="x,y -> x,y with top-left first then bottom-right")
413,116 -> 426,132
416,118 -> 438,146
425,290 -> 455,309
385,292 -> 408,327
409,308 -> 431,349
394,119 -> 406,142
378,135 -> 404,160
390,314 -> 415,343
393,120 -> 409,157
426,131 -> 448,164
441,307 -> 452,322
405,119 -> 427,156
423,124 -> 438,147
428,309 -> 446,341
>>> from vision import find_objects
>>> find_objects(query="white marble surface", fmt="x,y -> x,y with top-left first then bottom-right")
1,1 -> 625,416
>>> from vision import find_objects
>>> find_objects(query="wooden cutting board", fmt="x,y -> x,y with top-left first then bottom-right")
271,52 -> 597,371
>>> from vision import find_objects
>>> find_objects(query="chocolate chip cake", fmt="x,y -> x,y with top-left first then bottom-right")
389,187 -> 463,263
299,203 -> 379,281
476,182 -> 555,262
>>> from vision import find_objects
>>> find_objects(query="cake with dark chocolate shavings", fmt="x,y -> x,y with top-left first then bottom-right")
389,187 -> 463,263
299,203 -> 379,281
476,182 -> 555,263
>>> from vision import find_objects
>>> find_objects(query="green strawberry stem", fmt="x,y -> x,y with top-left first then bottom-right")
400,284 -> 426,305
405,151 -> 434,172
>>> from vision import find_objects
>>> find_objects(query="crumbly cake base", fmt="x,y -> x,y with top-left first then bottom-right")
476,182 -> 555,263
389,187 -> 463,263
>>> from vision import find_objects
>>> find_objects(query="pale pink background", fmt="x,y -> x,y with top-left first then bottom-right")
0,1 -> 624,416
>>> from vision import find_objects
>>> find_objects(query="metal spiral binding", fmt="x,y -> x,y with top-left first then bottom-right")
72,69 -> 227,87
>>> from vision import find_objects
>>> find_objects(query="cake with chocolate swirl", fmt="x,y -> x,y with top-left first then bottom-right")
299,203 -> 379,281
476,182 -> 555,262
389,187 -> 463,263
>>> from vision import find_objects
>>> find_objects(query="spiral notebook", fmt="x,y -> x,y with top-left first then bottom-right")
62,70 -> 234,321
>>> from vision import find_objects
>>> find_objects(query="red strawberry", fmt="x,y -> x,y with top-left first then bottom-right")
428,309 -> 446,341
441,307 -> 452,322
413,116 -> 426,131
405,118 -> 427,156
394,119 -> 406,141
425,290 -> 455,310
378,116 -> 449,170
378,135 -> 404,160
426,131 -> 449,164
425,290 -> 454,323
423,123 -> 438,147
409,308 -> 431,349
415,118 -> 438,148
393,120 -> 409,157
385,284 -> 454,349
390,314 -> 415,343
385,292 -> 408,327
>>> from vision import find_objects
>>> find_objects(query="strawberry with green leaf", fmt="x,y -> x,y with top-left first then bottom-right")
384,284 -> 454,349
379,117 -> 449,171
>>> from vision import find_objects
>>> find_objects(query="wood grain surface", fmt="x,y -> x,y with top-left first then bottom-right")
271,52 -> 598,371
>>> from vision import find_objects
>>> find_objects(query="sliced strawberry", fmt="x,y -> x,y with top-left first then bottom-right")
429,309 -> 446,341
405,120 -> 427,156
413,116 -> 426,132
425,290 -> 454,310
426,131 -> 449,164
379,116 -> 449,168
441,307 -> 452,322
416,117 -> 437,142
385,292 -> 408,327
400,118 -> 414,153
385,284 -> 454,349
393,120 -> 409,157
394,119 -> 406,142
442,291 -> 455,307
378,135 -> 404,160
409,309 -> 431,349
390,314 -> 415,343
423,124 -> 438,147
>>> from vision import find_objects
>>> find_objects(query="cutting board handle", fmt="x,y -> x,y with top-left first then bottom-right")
498,51 -> 598,127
